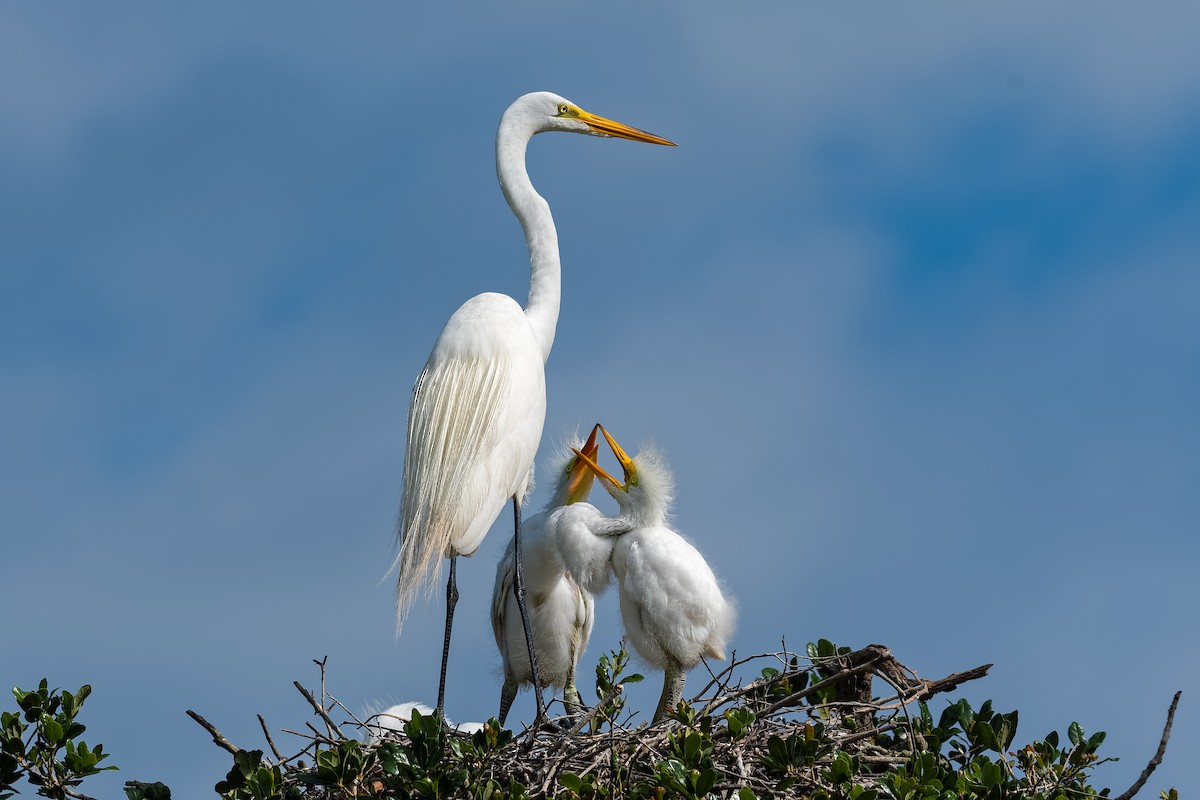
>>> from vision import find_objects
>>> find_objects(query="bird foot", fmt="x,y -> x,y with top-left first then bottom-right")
517,713 -> 565,743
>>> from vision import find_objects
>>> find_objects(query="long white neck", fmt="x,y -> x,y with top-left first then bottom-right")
496,118 -> 560,363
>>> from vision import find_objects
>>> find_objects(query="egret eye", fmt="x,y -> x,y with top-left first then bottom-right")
557,103 -> 570,116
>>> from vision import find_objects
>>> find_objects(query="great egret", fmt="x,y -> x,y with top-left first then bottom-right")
574,426 -> 736,723
491,425 -> 628,725
393,93 -> 674,725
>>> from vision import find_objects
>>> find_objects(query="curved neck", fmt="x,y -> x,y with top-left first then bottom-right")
496,121 -> 560,363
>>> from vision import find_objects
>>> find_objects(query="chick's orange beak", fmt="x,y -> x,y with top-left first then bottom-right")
571,445 -> 624,492
563,424 -> 601,503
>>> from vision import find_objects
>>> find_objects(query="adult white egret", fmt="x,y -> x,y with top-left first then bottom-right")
574,426 -> 736,723
393,93 -> 674,725
491,425 -> 627,725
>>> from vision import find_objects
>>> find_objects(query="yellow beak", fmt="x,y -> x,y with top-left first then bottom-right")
573,424 -> 638,491
563,424 -> 601,504
598,425 -> 638,488
571,444 -> 625,492
576,108 -> 677,147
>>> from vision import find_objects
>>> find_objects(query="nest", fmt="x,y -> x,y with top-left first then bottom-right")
475,643 -> 992,796
187,643 -> 996,798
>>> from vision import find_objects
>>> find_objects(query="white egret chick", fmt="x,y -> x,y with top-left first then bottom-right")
364,701 -> 484,742
574,426 -> 736,723
491,425 -> 627,725
392,93 -> 675,725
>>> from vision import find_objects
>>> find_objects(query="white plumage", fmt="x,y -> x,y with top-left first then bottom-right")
392,92 -> 674,723
364,702 -> 482,743
575,427 -> 736,723
491,426 -> 626,724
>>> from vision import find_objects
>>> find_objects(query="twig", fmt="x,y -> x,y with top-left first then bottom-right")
564,682 -> 626,739
186,709 -> 240,755
62,788 -> 100,800
257,714 -> 284,761
693,650 -> 780,706
1114,690 -> 1182,800
762,658 -> 882,717
915,663 -> 992,701
294,680 -> 344,739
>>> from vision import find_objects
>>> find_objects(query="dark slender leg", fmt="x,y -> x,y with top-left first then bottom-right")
498,678 -> 517,727
435,555 -> 458,727
511,495 -> 548,723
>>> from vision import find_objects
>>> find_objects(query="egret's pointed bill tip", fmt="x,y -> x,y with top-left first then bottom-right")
582,423 -> 601,458
578,109 -> 677,146
597,425 -> 633,467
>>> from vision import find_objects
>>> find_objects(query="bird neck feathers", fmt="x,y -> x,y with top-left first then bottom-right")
496,117 -> 560,363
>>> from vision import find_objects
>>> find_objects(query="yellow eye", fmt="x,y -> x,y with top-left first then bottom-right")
557,103 -> 570,116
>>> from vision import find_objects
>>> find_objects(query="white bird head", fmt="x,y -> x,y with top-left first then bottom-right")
501,91 -> 677,145
572,425 -> 675,526
545,423 -> 602,509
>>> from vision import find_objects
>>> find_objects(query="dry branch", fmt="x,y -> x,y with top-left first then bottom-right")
1114,690 -> 1182,800
186,709 -> 240,755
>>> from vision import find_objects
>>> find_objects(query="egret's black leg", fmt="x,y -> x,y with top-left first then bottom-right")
435,555 -> 458,728
511,495 -> 548,724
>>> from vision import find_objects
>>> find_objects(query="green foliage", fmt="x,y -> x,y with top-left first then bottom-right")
4,640 -> 1179,800
124,781 -> 174,800
592,647 -> 643,733
0,681 -> 118,799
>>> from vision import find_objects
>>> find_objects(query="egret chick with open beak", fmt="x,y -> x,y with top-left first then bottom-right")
491,425 -> 630,725
573,426 -> 736,723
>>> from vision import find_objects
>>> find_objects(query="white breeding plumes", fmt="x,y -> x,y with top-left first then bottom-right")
391,92 -> 674,723
575,426 -> 736,723
491,425 -> 627,725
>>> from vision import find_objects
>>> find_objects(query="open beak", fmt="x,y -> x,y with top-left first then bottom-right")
571,444 -> 625,492
563,424 -> 601,503
598,425 -> 638,488
573,424 -> 638,491
576,108 -> 676,146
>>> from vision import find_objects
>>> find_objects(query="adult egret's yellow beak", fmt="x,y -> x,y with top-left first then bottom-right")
563,424 -> 601,504
576,108 -> 677,146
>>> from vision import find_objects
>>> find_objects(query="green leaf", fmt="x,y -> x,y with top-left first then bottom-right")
738,788 -> 758,800
624,673 -> 644,684
767,734 -> 788,765
42,717 -> 64,746
1068,721 -> 1084,746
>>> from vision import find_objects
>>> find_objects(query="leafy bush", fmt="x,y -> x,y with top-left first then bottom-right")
2,639 -> 1180,800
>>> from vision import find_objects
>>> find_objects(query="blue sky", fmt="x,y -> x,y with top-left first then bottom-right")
2,2 -> 1197,796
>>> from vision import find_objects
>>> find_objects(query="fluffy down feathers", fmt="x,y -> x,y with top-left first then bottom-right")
610,525 -> 735,670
